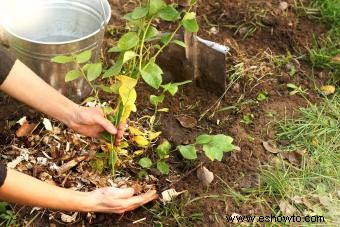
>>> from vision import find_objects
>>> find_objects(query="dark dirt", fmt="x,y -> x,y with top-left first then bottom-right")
0,0 -> 331,226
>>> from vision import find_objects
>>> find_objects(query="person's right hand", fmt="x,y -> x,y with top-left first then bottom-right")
88,187 -> 158,213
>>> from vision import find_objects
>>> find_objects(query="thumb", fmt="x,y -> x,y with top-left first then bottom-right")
93,115 -> 117,135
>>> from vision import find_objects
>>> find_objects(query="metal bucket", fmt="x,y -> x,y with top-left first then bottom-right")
2,0 -> 111,102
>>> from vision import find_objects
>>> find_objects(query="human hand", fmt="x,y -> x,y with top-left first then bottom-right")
88,187 -> 158,213
68,106 -> 125,145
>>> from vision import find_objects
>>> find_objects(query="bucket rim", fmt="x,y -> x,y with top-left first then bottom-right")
3,0 -> 112,45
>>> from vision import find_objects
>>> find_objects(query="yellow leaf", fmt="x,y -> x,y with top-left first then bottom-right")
129,126 -> 145,136
118,149 -> 129,156
133,136 -> 150,147
132,150 -> 145,158
121,104 -> 137,122
149,131 -> 162,140
116,75 -> 137,89
119,141 -> 129,149
119,86 -> 137,106
320,85 -> 336,96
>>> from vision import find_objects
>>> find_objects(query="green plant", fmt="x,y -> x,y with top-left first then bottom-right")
52,0 -> 199,175
241,113 -> 254,125
0,202 -> 16,227
138,139 -> 172,175
286,83 -> 309,102
257,91 -> 269,102
178,134 -> 235,161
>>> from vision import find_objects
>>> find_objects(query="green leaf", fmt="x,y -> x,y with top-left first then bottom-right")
178,145 -> 197,160
76,50 -> 92,64
87,63 -> 102,81
190,0 -> 198,5
140,61 -> 163,89
150,94 -> 165,106
52,55 -> 73,64
196,134 -> 213,145
257,91 -> 268,102
161,81 -> 191,95
160,33 -> 172,45
108,46 -> 121,53
162,83 -> 178,96
172,40 -> 186,48
118,32 -> 139,51
123,51 -> 138,64
156,140 -> 172,158
145,26 -> 159,40
139,157 -> 153,169
158,6 -> 180,22
65,70 -> 81,82
149,0 -> 166,15
131,7 -> 149,19
203,144 -> 223,161
103,53 -> 124,78
157,161 -> 170,175
202,135 -> 235,161
182,18 -> 199,33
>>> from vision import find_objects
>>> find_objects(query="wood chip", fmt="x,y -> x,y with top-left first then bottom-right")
58,156 -> 87,175
16,122 -> 38,137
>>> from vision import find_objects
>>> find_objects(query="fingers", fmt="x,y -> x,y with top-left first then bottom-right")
115,123 -> 126,146
93,115 -> 117,135
109,187 -> 135,199
118,190 -> 159,212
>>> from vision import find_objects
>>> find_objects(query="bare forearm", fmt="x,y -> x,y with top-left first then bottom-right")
0,169 -> 93,212
0,60 -> 78,126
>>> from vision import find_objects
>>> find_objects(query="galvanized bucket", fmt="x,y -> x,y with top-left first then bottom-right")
2,0 -> 111,102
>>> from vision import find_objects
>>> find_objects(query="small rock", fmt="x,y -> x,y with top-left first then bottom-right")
279,2 -> 289,11
209,27 -> 219,35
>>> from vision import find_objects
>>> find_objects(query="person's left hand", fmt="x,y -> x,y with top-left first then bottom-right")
68,106 -> 125,145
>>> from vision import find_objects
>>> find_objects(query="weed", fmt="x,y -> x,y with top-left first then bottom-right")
0,202 -> 16,227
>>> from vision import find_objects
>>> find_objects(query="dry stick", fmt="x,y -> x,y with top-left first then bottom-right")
167,162 -> 203,188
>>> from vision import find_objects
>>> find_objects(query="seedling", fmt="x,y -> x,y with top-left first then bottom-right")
52,0 -> 200,175
257,91 -> 269,102
178,134 -> 235,162
0,202 -> 16,227
241,113 -> 254,125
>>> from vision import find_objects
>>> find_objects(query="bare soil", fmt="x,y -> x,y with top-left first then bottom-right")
0,0 -> 330,226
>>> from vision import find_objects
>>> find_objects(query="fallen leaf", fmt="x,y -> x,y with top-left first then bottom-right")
331,54 -> 340,63
161,189 -> 186,203
197,166 -> 214,187
133,136 -> 150,148
279,1 -> 289,11
43,118 -> 53,131
279,200 -> 297,216
61,213 -> 78,223
282,151 -> 304,166
262,141 -> 280,154
176,115 -> 197,128
16,122 -> 38,137
320,85 -> 336,96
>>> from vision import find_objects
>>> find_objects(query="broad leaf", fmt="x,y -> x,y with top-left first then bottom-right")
182,18 -> 199,33
134,136 -> 150,148
76,50 -> 92,64
52,55 -> 73,64
150,94 -> 165,106
87,63 -> 102,81
145,26 -> 159,40
156,140 -> 172,158
118,32 -> 139,51
139,157 -> 152,169
158,6 -> 180,22
65,70 -> 81,82
131,7 -> 148,20
160,33 -> 172,45
103,54 -> 124,78
203,144 -> 223,161
196,134 -> 213,145
149,0 -> 166,15
172,40 -> 186,48
140,61 -> 163,89
123,51 -> 138,64
157,161 -> 170,175
178,145 -> 197,160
